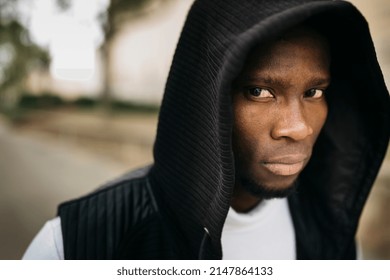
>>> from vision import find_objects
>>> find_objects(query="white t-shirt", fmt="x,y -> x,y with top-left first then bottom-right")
23,198 -> 295,260
22,216 -> 64,260
222,198 -> 295,259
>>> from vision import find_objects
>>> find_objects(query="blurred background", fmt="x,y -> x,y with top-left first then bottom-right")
0,0 -> 388,259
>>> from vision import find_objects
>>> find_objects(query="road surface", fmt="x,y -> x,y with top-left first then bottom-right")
0,119 -> 133,259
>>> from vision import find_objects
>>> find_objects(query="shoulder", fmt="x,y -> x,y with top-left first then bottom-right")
59,165 -> 156,214
58,165 -> 159,259
22,217 -> 64,260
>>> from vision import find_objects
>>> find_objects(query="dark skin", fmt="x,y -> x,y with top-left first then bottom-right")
231,28 -> 331,212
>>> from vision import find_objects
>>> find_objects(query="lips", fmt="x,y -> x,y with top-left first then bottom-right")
261,154 -> 307,176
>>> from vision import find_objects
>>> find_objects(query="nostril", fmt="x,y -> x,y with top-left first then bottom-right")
271,115 -> 313,141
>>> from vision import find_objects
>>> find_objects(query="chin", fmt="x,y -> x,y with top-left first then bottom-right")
238,175 -> 299,199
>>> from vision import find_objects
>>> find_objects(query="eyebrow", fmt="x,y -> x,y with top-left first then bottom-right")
236,75 -> 331,88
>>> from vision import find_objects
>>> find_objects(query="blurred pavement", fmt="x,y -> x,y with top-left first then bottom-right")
0,111 -> 156,259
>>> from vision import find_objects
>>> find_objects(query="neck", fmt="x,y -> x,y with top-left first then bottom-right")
230,184 -> 262,213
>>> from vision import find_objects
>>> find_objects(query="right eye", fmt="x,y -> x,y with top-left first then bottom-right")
246,87 -> 274,99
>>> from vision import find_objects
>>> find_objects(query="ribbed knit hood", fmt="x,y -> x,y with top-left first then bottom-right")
150,0 -> 390,259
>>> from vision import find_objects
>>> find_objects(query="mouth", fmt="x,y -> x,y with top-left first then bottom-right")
261,155 -> 307,176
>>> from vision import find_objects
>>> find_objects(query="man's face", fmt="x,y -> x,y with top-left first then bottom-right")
232,29 -> 330,200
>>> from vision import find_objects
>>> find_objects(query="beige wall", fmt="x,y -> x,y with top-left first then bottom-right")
109,0 -> 194,104
348,0 -> 390,86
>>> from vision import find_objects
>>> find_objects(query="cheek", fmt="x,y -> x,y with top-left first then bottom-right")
310,102 -> 328,138
232,102 -> 270,156
233,103 -> 258,140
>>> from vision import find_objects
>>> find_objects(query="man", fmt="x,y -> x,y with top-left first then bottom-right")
24,0 -> 389,259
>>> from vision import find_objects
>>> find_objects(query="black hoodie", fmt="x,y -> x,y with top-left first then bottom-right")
58,0 -> 390,259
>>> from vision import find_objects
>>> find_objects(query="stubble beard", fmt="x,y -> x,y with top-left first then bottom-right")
237,175 -> 299,199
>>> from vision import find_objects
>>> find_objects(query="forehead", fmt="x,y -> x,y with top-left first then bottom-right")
242,27 -> 331,74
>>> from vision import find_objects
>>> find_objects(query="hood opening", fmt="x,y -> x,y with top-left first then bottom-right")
151,0 -> 389,259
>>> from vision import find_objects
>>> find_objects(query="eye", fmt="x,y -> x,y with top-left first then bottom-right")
246,87 -> 274,99
304,88 -> 325,99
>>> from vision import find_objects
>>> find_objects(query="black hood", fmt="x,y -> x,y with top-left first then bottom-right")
150,0 -> 390,259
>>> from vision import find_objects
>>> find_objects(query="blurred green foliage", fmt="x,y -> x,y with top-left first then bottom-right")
0,0 -> 50,111
16,92 -> 159,113
7,92 -> 158,124
18,94 -> 65,109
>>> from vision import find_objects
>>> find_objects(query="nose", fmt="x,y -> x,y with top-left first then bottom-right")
270,103 -> 313,141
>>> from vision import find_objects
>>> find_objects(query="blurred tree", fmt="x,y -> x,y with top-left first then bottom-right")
57,0 -> 172,109
0,0 -> 50,111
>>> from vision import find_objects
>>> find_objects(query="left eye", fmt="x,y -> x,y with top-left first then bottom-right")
305,89 -> 325,99
247,87 -> 274,98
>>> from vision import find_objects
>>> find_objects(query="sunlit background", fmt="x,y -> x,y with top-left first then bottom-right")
0,0 -> 389,259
